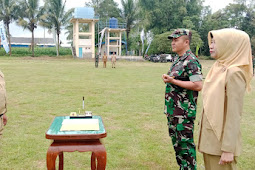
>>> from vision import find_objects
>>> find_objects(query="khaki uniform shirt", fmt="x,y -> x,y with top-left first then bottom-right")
0,71 -> 7,135
111,55 -> 116,63
103,55 -> 107,62
198,67 -> 245,156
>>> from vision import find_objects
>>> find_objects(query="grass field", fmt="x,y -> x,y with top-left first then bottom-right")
0,57 -> 254,170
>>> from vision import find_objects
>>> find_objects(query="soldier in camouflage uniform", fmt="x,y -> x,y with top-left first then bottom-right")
162,29 -> 203,170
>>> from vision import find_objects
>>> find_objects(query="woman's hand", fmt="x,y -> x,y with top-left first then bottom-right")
3,114 -> 7,126
219,152 -> 234,165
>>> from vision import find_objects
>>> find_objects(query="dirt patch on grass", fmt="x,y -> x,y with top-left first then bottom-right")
34,159 -> 45,169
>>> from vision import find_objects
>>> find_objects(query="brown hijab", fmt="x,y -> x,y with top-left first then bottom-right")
202,28 -> 253,141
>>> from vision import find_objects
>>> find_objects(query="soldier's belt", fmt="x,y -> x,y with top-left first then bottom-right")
174,76 -> 189,81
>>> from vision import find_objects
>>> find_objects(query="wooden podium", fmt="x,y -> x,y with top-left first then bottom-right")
45,116 -> 107,170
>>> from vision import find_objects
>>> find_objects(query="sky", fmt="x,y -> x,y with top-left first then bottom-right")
204,0 -> 234,12
9,0 -> 234,46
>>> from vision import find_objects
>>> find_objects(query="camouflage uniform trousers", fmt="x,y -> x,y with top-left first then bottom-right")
167,115 -> 196,170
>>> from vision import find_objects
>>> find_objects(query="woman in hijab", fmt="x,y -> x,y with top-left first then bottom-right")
198,28 -> 253,170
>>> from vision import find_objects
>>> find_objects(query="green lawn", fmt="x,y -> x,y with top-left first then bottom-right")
0,57 -> 254,170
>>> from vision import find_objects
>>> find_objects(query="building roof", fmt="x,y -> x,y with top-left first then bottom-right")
10,37 -> 55,45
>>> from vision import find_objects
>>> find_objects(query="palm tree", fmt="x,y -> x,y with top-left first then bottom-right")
40,0 -> 73,56
0,0 -> 19,56
121,0 -> 137,50
17,0 -> 44,57
64,22 -> 73,42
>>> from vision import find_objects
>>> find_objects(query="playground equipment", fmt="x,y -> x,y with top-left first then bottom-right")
70,7 -> 99,58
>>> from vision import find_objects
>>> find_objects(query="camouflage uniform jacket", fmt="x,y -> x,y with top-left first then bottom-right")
164,49 -> 202,120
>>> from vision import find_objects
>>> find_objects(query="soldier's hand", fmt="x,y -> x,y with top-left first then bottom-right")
162,74 -> 167,83
162,74 -> 174,83
3,114 -> 7,126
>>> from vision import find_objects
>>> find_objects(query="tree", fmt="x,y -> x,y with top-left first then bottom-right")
40,0 -> 73,56
222,3 -> 246,28
240,1 -> 255,37
17,0 -> 44,57
97,0 -> 121,21
148,31 -> 172,55
148,30 -> 203,55
198,7 -> 232,56
0,0 -> 19,56
198,1 -> 255,56
65,22 -> 73,42
121,0 -> 137,50
129,31 -> 142,55
85,0 -> 103,15
86,0 -> 121,21
182,17 -> 195,30
138,0 -> 203,34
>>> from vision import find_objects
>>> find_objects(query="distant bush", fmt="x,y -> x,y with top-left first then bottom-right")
0,47 -> 72,57
198,55 -> 214,60
148,30 -> 203,55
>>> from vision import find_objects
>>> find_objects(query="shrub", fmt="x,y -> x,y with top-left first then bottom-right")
0,47 -> 72,57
